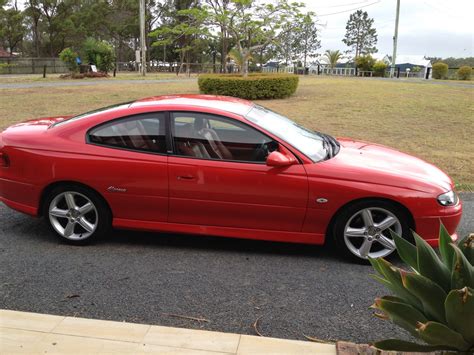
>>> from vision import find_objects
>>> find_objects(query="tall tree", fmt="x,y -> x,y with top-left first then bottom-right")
0,5 -> 26,54
293,12 -> 320,69
204,0 -> 231,72
149,0 -> 208,74
204,0 -> 304,76
342,10 -> 377,59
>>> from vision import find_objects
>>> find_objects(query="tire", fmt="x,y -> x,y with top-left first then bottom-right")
43,184 -> 111,245
332,199 -> 412,263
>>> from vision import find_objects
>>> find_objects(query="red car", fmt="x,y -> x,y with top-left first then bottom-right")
0,95 -> 462,261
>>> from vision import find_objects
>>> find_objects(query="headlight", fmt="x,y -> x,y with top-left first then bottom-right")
437,190 -> 458,206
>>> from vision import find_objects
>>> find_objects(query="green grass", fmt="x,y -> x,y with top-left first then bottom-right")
0,76 -> 472,190
0,72 -> 197,84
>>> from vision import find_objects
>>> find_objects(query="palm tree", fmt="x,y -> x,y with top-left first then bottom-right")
323,50 -> 343,69
226,47 -> 252,74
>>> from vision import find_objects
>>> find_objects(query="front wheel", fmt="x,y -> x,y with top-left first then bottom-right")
333,200 -> 411,262
44,185 -> 110,245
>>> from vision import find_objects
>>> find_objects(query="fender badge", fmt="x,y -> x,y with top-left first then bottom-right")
316,198 -> 328,204
107,186 -> 127,193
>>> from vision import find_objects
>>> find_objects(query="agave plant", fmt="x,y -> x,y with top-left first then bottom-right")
369,225 -> 473,353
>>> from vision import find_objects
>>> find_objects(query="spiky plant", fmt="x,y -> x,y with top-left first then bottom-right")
369,226 -> 473,353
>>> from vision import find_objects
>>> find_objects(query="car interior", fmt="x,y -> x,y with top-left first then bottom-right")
89,113 -> 279,162
89,116 -> 167,153
173,115 -> 278,162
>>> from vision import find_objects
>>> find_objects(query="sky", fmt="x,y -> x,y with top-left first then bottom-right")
303,0 -> 474,59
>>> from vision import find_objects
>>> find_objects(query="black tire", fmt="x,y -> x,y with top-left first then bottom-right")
332,199 -> 412,263
43,184 -> 111,245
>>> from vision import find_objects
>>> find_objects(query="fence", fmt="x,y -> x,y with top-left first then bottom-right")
0,57 -> 68,74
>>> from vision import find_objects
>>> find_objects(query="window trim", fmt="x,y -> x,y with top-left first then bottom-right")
169,111 -> 279,165
85,112 -> 168,156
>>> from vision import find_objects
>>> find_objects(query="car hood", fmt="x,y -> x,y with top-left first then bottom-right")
306,138 -> 453,194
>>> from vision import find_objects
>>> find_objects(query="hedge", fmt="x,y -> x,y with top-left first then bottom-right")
457,66 -> 472,80
198,74 -> 299,100
432,62 -> 448,80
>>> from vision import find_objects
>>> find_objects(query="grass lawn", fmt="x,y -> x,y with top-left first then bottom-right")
0,72 -> 197,84
0,76 -> 472,190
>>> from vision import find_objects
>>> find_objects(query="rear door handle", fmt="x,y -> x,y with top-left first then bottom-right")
177,175 -> 195,180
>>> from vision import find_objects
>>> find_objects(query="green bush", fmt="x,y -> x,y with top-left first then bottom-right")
83,38 -> 116,73
198,74 -> 299,100
370,226 -> 474,352
373,60 -> 387,77
457,66 -> 472,80
355,55 -> 376,72
432,62 -> 449,79
59,47 -> 79,73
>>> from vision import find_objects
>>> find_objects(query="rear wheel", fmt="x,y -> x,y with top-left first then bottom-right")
333,200 -> 411,262
44,185 -> 110,245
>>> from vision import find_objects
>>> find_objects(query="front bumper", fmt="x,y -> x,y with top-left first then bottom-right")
415,201 -> 462,247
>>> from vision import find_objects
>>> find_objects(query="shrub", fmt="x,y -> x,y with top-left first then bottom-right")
59,47 -> 79,73
373,60 -> 387,77
370,225 -> 474,352
457,66 -> 472,80
198,74 -> 299,100
83,38 -> 116,73
355,55 -> 376,72
432,62 -> 449,79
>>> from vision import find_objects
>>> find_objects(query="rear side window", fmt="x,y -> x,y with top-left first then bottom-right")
88,113 -> 166,154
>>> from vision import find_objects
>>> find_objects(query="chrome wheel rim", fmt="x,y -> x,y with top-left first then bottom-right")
48,191 -> 98,240
343,207 -> 402,259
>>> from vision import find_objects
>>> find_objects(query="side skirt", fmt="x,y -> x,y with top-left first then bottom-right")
113,218 -> 325,245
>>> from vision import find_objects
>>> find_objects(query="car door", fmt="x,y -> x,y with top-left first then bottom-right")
168,111 -> 308,232
86,112 -> 169,222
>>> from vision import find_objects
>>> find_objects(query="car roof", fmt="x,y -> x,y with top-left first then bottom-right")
130,95 -> 255,116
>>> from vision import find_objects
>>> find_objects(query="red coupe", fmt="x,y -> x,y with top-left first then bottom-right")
0,95 -> 462,261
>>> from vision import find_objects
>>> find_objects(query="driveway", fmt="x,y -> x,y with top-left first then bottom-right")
0,194 -> 472,343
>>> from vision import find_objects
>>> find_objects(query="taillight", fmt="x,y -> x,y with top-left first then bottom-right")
0,152 -> 9,167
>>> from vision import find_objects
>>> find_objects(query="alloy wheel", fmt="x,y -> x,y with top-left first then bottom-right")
343,207 -> 402,259
48,191 -> 98,240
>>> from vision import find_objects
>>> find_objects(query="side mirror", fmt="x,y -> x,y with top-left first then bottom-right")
266,151 -> 296,167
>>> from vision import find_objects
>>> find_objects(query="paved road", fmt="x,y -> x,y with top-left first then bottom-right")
0,78 -> 196,90
0,194 -> 472,343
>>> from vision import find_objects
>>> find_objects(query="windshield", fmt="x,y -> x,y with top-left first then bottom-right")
51,101 -> 133,128
246,105 -> 331,162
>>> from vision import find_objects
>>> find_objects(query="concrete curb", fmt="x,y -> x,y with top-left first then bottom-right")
0,309 -> 336,354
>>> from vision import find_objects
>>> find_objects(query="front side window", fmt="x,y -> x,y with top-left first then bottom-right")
246,105 -> 333,162
88,113 -> 166,153
172,112 -> 277,162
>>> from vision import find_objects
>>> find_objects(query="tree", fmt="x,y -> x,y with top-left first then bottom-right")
355,54 -> 375,71
342,10 -> 377,59
149,1 -> 208,75
293,12 -> 320,69
215,0 -> 305,76
323,50 -> 342,69
204,0 -> 231,72
0,5 -> 26,54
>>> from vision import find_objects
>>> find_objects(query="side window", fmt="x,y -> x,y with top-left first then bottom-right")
89,113 -> 166,154
172,112 -> 277,162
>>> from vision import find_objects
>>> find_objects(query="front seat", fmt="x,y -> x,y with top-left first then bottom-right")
194,118 -> 233,160
175,124 -> 211,159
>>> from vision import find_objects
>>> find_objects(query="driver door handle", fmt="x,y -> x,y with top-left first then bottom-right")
177,175 -> 195,180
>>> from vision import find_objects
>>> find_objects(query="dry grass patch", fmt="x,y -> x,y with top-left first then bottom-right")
0,76 -> 472,189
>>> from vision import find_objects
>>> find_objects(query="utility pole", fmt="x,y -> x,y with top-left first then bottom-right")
390,0 -> 400,78
139,0 -> 147,76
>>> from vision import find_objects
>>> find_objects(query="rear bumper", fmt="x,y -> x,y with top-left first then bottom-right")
0,196 -> 38,216
0,178 -> 39,216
